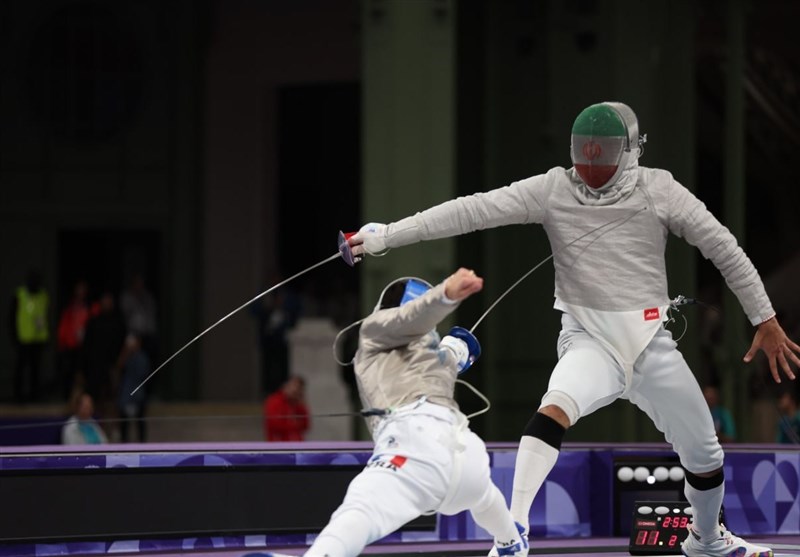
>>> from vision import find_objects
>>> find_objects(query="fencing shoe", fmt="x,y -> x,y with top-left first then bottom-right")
488,522 -> 528,557
681,523 -> 773,557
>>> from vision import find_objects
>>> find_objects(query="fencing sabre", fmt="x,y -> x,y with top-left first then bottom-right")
130,232 -> 359,395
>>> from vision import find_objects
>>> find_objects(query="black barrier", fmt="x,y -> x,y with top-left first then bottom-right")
0,465 -> 436,542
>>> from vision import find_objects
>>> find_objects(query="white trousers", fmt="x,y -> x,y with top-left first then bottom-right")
305,402 -> 513,557
543,313 -> 724,473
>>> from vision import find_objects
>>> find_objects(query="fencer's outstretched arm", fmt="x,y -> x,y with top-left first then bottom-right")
666,175 -> 800,382
360,269 -> 483,353
350,173 -> 552,256
666,177 -> 773,324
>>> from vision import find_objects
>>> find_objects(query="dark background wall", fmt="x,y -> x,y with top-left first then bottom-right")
1,0 -> 798,442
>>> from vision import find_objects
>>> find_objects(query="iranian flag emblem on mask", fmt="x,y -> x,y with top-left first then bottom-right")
570,103 -> 630,190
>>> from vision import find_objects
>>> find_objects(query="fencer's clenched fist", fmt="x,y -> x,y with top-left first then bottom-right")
444,268 -> 483,302
349,223 -> 388,258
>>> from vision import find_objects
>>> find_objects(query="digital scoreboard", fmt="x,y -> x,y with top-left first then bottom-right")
628,501 -> 692,555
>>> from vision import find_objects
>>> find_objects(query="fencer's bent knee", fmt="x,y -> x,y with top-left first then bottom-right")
539,390 -> 579,427
537,406 -> 571,431
523,411 -> 567,448
685,468 -> 724,489
675,436 -> 724,475
691,466 -> 723,479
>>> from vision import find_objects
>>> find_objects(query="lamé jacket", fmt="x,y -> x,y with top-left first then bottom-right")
354,282 -> 461,436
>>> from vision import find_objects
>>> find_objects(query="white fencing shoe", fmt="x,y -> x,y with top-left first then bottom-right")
488,522 -> 529,557
681,524 -> 773,557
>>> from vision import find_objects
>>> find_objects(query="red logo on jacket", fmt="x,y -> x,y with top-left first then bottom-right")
644,308 -> 660,321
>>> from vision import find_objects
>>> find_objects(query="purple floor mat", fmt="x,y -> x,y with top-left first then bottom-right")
106,536 -> 800,557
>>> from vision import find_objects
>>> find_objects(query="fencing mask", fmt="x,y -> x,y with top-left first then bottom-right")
570,102 -> 644,190
374,277 -> 433,312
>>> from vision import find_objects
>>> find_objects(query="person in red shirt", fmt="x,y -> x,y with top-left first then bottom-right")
56,280 -> 96,400
263,376 -> 309,441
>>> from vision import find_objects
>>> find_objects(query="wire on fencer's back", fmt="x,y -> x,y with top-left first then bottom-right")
469,207 -> 647,333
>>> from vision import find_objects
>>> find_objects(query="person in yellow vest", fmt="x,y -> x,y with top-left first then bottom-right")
9,270 -> 49,402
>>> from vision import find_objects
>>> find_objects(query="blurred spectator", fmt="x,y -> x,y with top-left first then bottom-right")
120,273 -> 158,364
117,335 -> 151,443
263,376 -> 309,441
56,280 -> 95,400
83,291 -> 127,418
703,384 -> 736,443
776,390 -> 800,444
62,392 -> 108,445
250,276 -> 301,395
9,270 -> 49,402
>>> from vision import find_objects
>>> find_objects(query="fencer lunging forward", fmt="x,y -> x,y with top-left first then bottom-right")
349,102 -> 800,557
302,268 -> 527,557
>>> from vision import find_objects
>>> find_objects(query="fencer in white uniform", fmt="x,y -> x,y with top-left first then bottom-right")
301,268 -> 528,557
348,102 -> 800,557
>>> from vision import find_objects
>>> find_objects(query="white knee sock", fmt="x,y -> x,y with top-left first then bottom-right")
470,485 -> 522,545
304,508 -> 372,557
684,481 -> 723,542
510,435 -> 560,529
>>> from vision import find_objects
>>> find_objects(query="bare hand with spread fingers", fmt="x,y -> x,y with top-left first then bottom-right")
744,316 -> 800,383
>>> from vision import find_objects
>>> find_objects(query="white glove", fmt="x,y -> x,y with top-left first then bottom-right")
349,222 -> 388,257
439,335 -> 469,372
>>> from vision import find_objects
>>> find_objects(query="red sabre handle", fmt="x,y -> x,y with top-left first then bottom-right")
337,230 -> 358,266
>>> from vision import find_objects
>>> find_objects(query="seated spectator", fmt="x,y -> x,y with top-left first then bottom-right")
263,376 -> 309,441
776,390 -> 800,444
703,384 -> 736,442
62,392 -> 108,445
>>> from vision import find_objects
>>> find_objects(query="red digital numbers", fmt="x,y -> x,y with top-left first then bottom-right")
634,530 -> 659,545
662,515 -> 689,528
634,511 -> 690,551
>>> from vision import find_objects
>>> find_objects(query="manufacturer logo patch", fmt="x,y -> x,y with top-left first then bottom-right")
644,308 -> 660,321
